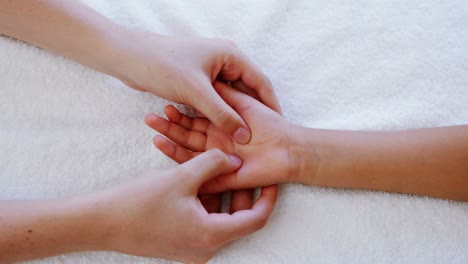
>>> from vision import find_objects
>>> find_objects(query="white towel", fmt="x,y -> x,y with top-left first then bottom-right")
1,0 -> 467,263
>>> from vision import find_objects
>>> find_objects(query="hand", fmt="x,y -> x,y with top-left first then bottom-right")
96,149 -> 277,263
145,81 -> 295,193
116,31 -> 282,144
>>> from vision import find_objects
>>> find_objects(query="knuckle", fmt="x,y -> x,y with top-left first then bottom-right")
224,50 -> 241,66
210,38 -> 239,55
218,40 -> 242,64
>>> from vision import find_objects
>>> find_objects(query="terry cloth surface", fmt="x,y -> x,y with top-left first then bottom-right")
1,0 -> 467,263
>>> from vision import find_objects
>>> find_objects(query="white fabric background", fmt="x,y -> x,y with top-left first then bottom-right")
1,0 -> 467,263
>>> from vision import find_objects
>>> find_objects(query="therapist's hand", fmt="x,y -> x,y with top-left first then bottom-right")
0,1 -> 280,144
0,149 -> 276,263
99,149 -> 277,263
117,32 -> 281,144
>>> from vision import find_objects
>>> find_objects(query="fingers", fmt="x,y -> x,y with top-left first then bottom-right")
199,172 -> 244,193
190,79 -> 251,144
219,52 -> 282,114
199,193 -> 222,213
153,135 -> 196,164
145,113 -> 207,152
230,190 -> 254,213
202,158 -> 285,193
164,105 -> 194,130
205,185 -> 278,243
164,105 -> 211,133
180,149 -> 242,188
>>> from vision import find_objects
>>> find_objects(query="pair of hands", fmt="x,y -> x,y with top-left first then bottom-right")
145,81 -> 295,192
129,81 -> 294,263
93,149 -> 276,264
0,2 -> 287,261
94,83 -> 287,262
99,33 -> 292,263
98,88 -> 287,262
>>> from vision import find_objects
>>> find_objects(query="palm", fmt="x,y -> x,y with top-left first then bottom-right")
145,105 -> 254,213
203,124 -> 234,153
226,100 -> 291,191
145,85 -> 291,192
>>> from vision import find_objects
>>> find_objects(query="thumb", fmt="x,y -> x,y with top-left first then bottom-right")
179,149 -> 242,189
191,79 -> 251,144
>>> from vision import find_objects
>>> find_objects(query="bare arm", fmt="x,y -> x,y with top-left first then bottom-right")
147,82 -> 468,202
291,125 -> 468,201
0,197 -> 108,263
0,0 -> 281,143
0,0 -> 125,78
0,2 -> 119,260
0,150 -> 277,263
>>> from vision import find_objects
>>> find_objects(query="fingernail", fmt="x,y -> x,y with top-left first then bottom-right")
228,154 -> 242,165
233,127 -> 250,144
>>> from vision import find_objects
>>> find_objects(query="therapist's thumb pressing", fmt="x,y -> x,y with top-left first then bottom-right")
183,149 -> 242,187
195,87 -> 251,144
232,126 -> 250,144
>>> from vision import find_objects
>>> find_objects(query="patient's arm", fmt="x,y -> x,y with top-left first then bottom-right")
147,81 -> 468,202
291,124 -> 468,201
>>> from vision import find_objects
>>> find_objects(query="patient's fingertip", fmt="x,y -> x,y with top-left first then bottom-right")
144,113 -> 158,124
267,186 -> 278,199
153,135 -> 177,157
165,105 -> 181,122
152,135 -> 166,147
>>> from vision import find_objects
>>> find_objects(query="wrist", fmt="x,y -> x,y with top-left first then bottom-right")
92,25 -> 138,81
287,124 -> 323,185
100,28 -> 164,89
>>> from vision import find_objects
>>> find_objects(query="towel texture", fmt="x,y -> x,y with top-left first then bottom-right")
1,0 -> 467,263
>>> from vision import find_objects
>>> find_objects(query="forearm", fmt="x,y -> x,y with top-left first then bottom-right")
0,0 -> 128,79
290,125 -> 468,201
0,196 -> 109,262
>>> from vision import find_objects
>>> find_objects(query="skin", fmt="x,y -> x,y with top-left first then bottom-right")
0,150 -> 278,263
0,0 -> 282,144
0,0 -> 282,261
146,81 -> 468,202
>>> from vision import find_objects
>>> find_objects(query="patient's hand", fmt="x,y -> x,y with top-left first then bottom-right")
145,81 -> 294,193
